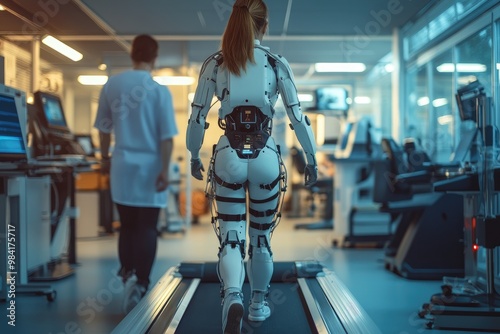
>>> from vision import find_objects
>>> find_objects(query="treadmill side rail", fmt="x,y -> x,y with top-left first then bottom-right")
317,268 -> 382,334
298,278 -> 345,334
111,266 -> 182,334
165,278 -> 201,334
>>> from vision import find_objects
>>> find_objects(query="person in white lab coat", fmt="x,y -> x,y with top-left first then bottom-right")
94,34 -> 178,313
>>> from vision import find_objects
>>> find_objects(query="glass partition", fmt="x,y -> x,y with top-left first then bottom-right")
456,27 -> 493,96
404,24 -> 494,163
406,65 -> 432,155
432,50 -> 455,163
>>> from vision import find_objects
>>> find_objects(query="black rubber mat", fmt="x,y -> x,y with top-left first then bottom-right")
175,282 -> 313,334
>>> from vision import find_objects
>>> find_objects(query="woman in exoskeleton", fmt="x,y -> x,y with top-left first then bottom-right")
186,1 -> 318,333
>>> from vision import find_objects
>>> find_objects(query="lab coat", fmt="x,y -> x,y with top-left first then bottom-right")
94,70 -> 178,208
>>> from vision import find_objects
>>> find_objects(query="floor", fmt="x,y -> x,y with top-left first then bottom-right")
1,212 -> 494,334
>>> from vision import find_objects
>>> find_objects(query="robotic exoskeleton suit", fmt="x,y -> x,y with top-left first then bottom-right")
186,41 -> 317,322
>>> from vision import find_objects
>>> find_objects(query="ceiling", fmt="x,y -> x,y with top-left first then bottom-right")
0,0 -> 436,89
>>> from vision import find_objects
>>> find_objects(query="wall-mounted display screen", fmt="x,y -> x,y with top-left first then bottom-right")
314,87 -> 349,112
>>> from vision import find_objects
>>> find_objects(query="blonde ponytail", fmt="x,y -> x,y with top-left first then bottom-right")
221,0 -> 268,76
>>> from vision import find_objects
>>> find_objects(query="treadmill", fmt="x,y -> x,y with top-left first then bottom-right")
112,261 -> 381,334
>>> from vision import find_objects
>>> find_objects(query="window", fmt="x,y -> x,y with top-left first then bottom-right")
432,50 -> 455,163
456,27 -> 493,95
406,65 -> 432,155
403,0 -> 489,59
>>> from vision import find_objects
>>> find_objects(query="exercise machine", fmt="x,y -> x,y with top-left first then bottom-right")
331,116 -> 391,248
112,261 -> 381,334
374,138 -> 465,280
419,81 -> 500,331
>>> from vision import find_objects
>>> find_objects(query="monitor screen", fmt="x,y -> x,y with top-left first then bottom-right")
34,91 -> 70,132
314,87 -> 349,112
40,93 -> 67,127
455,80 -> 484,122
75,135 -> 94,156
0,93 -> 26,158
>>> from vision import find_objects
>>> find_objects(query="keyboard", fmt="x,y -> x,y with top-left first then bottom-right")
36,154 -> 86,162
0,163 -> 20,170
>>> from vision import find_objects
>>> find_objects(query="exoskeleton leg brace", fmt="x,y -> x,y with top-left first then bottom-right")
206,137 -> 287,301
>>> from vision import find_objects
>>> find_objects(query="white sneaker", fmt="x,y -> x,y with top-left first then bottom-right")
248,301 -> 271,322
123,283 -> 146,314
222,292 -> 244,334
117,268 -> 135,285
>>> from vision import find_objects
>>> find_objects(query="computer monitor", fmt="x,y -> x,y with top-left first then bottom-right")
34,91 -> 70,134
0,84 -> 27,162
455,80 -> 484,123
31,90 -> 85,156
314,87 -> 349,113
74,134 -> 95,156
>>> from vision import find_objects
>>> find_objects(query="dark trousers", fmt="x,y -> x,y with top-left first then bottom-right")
115,203 -> 160,289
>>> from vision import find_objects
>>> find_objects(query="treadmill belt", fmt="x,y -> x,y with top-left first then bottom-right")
175,282 -> 313,333
113,261 -> 381,334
